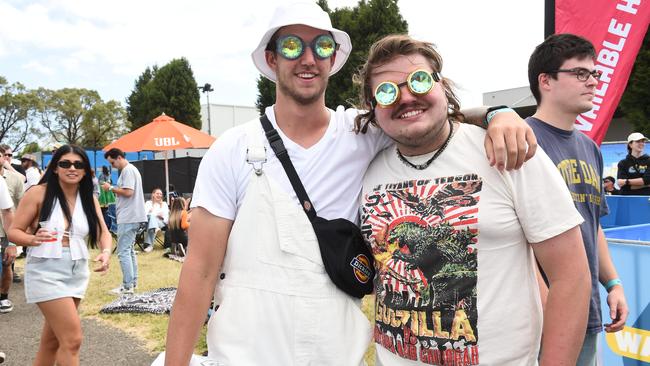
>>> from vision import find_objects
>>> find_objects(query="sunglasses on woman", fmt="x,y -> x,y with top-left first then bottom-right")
275,34 -> 338,60
57,160 -> 85,169
374,69 -> 439,108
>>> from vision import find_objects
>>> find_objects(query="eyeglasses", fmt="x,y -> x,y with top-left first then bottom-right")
57,160 -> 85,169
548,67 -> 602,82
275,34 -> 338,60
3,153 -> 12,158
373,69 -> 439,108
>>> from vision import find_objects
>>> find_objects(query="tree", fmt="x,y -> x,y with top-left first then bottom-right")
0,77 -> 41,151
80,100 -> 129,148
619,31 -> 650,136
36,88 -> 127,148
255,0 -> 409,112
126,58 -> 202,130
126,66 -> 157,128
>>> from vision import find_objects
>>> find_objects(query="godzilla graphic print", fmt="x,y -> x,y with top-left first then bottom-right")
361,177 -> 482,365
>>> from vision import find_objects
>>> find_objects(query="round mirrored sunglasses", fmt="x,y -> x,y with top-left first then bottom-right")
275,34 -> 338,60
373,69 -> 439,108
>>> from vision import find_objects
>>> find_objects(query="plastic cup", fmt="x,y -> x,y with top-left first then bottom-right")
38,221 -> 59,243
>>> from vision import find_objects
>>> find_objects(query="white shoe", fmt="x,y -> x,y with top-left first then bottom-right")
144,245 -> 153,253
0,350 -> 5,363
0,299 -> 13,313
109,286 -> 134,295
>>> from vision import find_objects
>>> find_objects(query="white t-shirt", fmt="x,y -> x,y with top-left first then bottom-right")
25,166 -> 40,191
0,177 -> 13,212
192,106 -> 391,223
115,163 -> 147,224
145,200 -> 169,224
361,123 -> 583,366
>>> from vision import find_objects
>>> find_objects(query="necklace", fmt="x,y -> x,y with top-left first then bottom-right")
396,120 -> 455,170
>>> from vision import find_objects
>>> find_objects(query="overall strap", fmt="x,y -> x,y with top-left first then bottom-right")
259,115 -> 317,221
244,119 -> 267,175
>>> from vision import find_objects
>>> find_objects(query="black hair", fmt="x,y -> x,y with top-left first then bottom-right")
38,145 -> 101,248
528,33 -> 596,105
104,148 -> 125,160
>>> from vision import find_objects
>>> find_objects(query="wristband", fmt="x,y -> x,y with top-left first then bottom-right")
7,243 -> 15,247
484,105 -> 514,126
109,186 -> 115,192
102,248 -> 111,254
605,278 -> 622,291
625,179 -> 629,186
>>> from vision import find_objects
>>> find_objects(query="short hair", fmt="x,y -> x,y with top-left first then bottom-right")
528,33 -> 596,105
353,34 -> 464,133
0,144 -> 10,151
0,146 -> 5,154
603,176 -> 615,183
104,148 -> 125,160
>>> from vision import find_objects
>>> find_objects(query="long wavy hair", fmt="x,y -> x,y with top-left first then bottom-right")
168,197 -> 186,231
353,34 -> 465,134
38,145 -> 101,247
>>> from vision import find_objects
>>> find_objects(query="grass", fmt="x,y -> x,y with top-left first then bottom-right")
17,242 -> 377,365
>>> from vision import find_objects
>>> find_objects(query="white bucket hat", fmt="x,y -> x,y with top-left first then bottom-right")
251,2 -> 352,82
627,132 -> 648,143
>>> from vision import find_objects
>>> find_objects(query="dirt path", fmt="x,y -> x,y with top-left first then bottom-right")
0,266 -> 156,365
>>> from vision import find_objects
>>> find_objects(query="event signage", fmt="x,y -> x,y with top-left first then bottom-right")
555,0 -> 650,144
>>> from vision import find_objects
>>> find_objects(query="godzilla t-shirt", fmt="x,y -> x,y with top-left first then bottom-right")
361,124 -> 583,366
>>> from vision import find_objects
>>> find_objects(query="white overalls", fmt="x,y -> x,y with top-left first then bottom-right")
205,124 -> 372,366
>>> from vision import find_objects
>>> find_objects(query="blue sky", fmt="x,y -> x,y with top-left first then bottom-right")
0,0 -> 544,108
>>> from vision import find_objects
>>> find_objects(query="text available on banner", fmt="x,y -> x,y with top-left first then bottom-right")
555,0 -> 650,144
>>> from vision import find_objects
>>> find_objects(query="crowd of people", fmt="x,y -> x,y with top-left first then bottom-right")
0,146 -> 191,365
1,2 -> 647,365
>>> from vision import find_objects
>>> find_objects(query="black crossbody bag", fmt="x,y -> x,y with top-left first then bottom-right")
260,115 -> 374,298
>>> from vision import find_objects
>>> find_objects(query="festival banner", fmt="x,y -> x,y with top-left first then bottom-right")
555,0 -> 650,144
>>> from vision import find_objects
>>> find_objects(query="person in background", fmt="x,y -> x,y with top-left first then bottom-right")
0,145 -> 23,314
617,132 -> 650,195
91,170 -> 100,198
603,176 -> 620,195
97,165 -> 116,229
20,153 -> 41,191
527,33 -> 628,365
167,197 -> 189,256
102,148 -> 146,295
144,187 -> 169,253
8,144 -> 112,366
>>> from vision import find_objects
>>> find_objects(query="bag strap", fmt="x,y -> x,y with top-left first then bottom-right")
259,115 -> 317,221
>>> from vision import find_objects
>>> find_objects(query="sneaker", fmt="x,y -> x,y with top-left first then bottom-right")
109,286 -> 134,295
143,245 -> 153,253
0,299 -> 13,313
178,244 -> 186,257
0,350 -> 5,363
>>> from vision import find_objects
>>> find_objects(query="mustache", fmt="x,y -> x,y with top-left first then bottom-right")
391,102 -> 429,119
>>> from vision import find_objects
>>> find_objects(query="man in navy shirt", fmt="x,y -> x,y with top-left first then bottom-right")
526,33 -> 628,365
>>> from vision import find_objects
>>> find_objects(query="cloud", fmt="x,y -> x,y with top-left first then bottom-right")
23,60 -> 55,75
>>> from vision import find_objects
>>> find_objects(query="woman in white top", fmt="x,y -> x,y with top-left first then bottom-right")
143,187 -> 169,252
8,144 -> 112,366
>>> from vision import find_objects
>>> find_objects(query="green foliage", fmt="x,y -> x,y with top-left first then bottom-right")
0,77 -> 41,151
255,76 -> 276,114
20,141 -> 40,155
255,0 -> 408,111
127,58 -> 202,130
126,66 -> 156,129
619,31 -> 650,136
36,87 -> 127,147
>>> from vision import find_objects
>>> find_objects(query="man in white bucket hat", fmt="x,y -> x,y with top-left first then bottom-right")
165,2 -> 536,365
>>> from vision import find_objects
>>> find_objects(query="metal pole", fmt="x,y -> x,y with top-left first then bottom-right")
206,91 -> 212,136
545,0 -> 555,38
